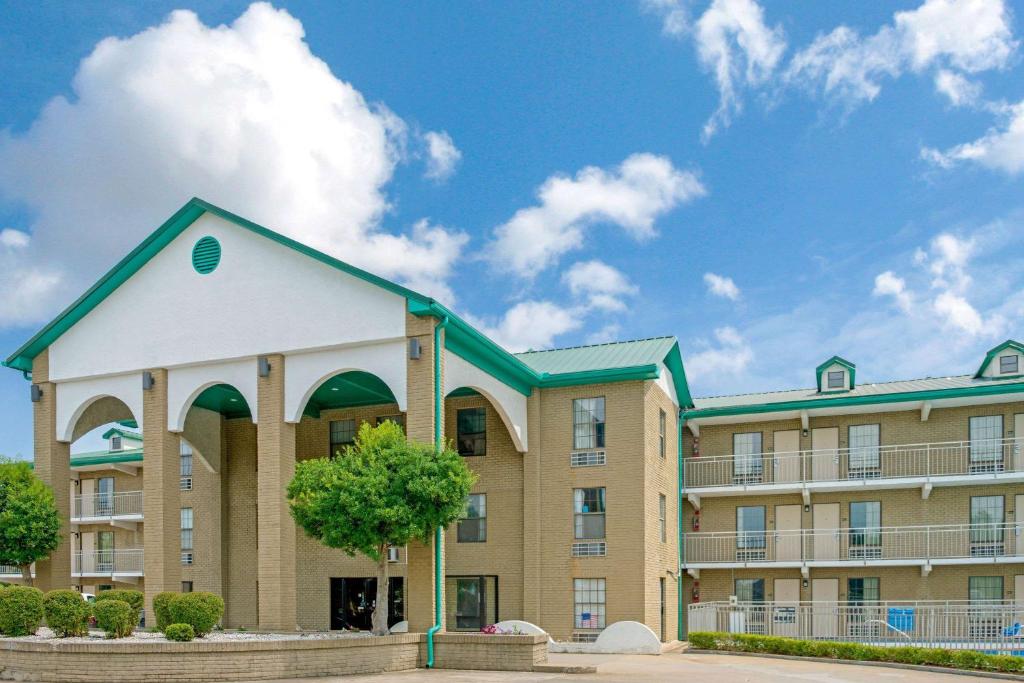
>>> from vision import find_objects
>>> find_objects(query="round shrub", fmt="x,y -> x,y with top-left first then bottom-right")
43,590 -> 89,637
164,623 -> 195,642
94,589 -> 143,611
0,585 -> 45,636
153,591 -> 177,631
94,599 -> 135,639
167,592 -> 224,637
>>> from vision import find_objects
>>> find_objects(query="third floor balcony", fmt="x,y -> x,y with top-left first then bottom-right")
683,437 -> 1024,502
71,491 -> 144,527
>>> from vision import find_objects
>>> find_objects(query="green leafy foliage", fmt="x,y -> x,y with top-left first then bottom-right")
164,623 -> 195,642
166,592 -> 224,637
43,590 -> 89,637
687,632 -> 1024,673
94,589 -> 143,611
93,599 -> 135,639
287,421 -> 475,634
0,460 -> 61,583
0,585 -> 44,636
153,592 -> 177,631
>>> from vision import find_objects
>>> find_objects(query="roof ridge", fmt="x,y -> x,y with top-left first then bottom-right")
695,373 -> 976,401
513,335 -> 675,356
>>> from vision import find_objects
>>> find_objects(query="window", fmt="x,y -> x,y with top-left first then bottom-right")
573,578 -> 606,631
736,506 -> 766,549
110,435 -> 122,451
969,576 -> 1003,603
658,409 -> 667,458
848,424 -> 880,473
659,494 -> 667,543
969,415 -> 1003,465
180,507 -> 194,553
98,584 -> 113,593
827,371 -> 845,389
848,578 -> 880,604
573,398 -> 606,450
455,577 -> 486,630
329,419 -> 356,457
970,495 -> 1004,548
733,432 -> 763,480
97,477 -> 114,516
1000,355 -> 1019,375
849,501 -> 881,553
574,488 -> 606,539
181,581 -> 193,593
180,440 -> 193,490
735,578 -> 764,603
457,494 -> 486,543
375,414 -> 405,430
456,408 -> 486,456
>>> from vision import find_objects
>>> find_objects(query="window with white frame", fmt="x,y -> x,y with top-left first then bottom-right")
180,507 -> 194,562
110,435 -> 122,452
1000,355 -> 1019,375
827,370 -> 845,389
848,424 -> 880,472
969,415 -> 1003,464
658,409 -> 666,458
457,494 -> 486,543
849,501 -> 881,550
180,440 -> 193,490
659,494 -> 667,543
734,578 -> 764,603
329,419 -> 357,458
969,576 -> 1003,603
970,495 -> 1004,546
736,506 -> 765,549
573,398 -> 605,450
733,432 -> 763,479
574,488 -> 606,539
848,577 -> 879,605
573,578 -> 606,632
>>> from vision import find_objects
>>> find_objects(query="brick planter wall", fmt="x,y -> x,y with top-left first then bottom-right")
0,633 -> 548,682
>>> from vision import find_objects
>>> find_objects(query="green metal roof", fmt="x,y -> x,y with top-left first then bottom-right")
100,427 -> 142,441
515,337 -> 675,374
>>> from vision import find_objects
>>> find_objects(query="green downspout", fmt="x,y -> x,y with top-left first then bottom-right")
677,411 -> 685,641
426,316 -> 449,668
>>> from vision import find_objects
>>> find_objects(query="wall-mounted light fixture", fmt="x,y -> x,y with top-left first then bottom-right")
803,504 -> 810,513
802,578 -> 809,589
801,428 -> 809,438
30,384 -> 43,403
258,356 -> 271,378
409,338 -> 422,360
142,371 -> 154,391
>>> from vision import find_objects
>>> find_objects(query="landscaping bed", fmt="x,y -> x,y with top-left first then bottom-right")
3,625 -> 375,643
688,631 -> 1024,675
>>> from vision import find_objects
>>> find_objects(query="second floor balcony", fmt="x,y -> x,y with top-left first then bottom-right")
684,437 -> 1024,502
71,491 -> 144,527
72,549 -> 144,580
683,522 -> 1024,572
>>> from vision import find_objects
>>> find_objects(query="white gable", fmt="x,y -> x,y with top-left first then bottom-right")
48,213 -> 407,382
981,348 -> 1023,378
820,362 -> 850,392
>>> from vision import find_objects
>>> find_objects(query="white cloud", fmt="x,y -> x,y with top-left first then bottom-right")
563,260 -> 638,312
465,301 -> 584,352
872,271 -> 913,313
934,69 -> 982,106
694,0 -> 786,140
684,326 -> 754,380
933,291 -> 986,335
922,100 -> 1024,175
786,0 -> 1016,106
0,2 -> 468,327
643,0 -> 691,37
586,324 -> 623,345
0,230 -> 62,327
422,130 -> 461,182
489,153 -> 705,278
703,272 -> 741,300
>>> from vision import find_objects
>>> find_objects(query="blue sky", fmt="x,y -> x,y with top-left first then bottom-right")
1,1 -> 1022,459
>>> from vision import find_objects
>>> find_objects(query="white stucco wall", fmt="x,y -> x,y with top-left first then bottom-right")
655,362 -> 679,407
444,351 -> 528,452
56,373 -> 144,443
167,358 -> 259,432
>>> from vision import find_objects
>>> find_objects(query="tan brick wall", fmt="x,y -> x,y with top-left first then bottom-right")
642,381 -> 679,641
181,426 -> 222,597
223,418 -> 258,629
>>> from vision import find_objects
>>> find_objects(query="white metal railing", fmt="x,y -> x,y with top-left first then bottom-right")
684,522 -> 1023,565
72,549 -> 144,576
684,437 -> 1024,490
72,491 -> 144,520
689,600 -> 1024,652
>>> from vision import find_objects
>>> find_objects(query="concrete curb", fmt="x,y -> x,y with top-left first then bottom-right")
684,649 -> 1024,681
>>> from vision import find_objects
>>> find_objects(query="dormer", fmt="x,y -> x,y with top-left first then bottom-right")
974,340 -> 1024,380
815,356 -> 855,393
101,427 -> 143,453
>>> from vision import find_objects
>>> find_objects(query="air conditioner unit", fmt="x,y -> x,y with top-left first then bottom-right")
388,547 -> 401,563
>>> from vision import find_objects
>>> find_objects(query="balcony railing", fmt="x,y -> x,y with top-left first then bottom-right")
684,522 -> 1023,566
72,549 -> 144,576
684,437 -> 1024,491
71,491 -> 143,521
689,600 -> 1024,652
0,564 -> 33,578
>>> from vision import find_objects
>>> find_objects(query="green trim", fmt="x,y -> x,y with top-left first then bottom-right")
541,364 -> 660,387
191,235 -> 221,274
815,356 -> 855,392
100,427 -> 142,441
974,339 -> 1024,378
684,380 -> 1024,421
69,451 -> 144,467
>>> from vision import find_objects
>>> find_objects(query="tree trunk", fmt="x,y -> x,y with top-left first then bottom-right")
371,544 -> 390,635
20,563 -> 33,587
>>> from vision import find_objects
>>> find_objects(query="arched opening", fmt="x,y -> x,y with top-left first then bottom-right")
444,386 -> 526,454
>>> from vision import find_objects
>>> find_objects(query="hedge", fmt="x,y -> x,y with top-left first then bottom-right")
166,592 -> 224,637
164,623 -> 195,642
94,589 -> 144,611
43,590 -> 90,637
94,599 -> 135,639
153,592 -> 177,632
687,632 -> 1024,674
0,585 -> 45,636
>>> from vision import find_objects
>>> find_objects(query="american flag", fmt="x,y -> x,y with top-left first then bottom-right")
578,611 -> 598,628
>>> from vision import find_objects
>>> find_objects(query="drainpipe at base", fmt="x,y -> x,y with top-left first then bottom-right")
426,315 -> 449,668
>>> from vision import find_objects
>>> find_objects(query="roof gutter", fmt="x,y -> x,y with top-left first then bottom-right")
426,315 -> 450,669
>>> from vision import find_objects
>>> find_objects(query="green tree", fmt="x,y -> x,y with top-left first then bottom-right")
0,459 -> 61,586
287,421 -> 474,635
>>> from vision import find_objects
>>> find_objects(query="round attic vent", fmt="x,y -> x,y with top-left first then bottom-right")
192,236 -> 221,274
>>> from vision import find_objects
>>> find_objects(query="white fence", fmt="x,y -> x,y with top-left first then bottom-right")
72,549 -> 144,576
684,522 -> 1023,565
684,437 -> 1024,489
72,491 -> 143,520
689,600 -> 1024,652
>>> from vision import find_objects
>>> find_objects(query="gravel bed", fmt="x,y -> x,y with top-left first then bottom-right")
3,627 -> 377,643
